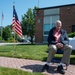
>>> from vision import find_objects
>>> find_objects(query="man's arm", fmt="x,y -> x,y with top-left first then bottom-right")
47,29 -> 56,46
61,31 -> 69,45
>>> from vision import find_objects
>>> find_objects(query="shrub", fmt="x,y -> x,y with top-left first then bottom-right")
68,32 -> 75,38
0,37 -> 2,40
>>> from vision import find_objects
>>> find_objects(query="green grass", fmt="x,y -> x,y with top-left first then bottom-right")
0,45 -> 75,75
0,67 -> 45,75
0,45 -> 48,60
0,44 -> 75,64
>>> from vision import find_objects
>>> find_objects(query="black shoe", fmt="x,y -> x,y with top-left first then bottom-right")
57,65 -> 65,74
41,64 -> 49,72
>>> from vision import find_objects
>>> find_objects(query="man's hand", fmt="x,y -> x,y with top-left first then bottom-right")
56,43 -> 63,49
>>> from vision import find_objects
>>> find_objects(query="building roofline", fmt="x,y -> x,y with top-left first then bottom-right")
38,3 -> 75,10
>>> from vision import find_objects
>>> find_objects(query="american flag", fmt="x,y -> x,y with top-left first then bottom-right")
12,6 -> 23,38
2,12 -> 4,20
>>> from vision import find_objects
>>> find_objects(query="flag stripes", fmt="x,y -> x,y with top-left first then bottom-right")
12,6 -> 23,38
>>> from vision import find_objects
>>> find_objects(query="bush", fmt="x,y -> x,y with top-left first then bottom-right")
71,50 -> 75,55
68,32 -> 75,38
0,37 -> 2,40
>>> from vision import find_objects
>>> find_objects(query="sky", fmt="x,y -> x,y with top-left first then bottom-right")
0,0 -> 75,27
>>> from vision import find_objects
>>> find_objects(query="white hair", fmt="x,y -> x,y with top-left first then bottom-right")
55,20 -> 62,24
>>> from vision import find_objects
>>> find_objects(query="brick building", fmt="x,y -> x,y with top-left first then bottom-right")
35,4 -> 75,44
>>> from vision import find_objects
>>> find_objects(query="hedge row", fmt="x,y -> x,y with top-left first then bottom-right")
68,32 -> 75,38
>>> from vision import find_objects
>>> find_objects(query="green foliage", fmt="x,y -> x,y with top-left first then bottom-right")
21,6 -> 37,44
2,26 -> 11,40
21,8 -> 35,35
68,32 -> 75,38
0,36 -> 2,40
0,26 -> 4,38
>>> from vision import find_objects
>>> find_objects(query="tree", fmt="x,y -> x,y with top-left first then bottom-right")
2,26 -> 11,40
0,26 -> 4,40
21,7 -> 36,44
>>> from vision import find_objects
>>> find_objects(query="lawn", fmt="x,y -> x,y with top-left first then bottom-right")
0,44 -> 75,64
0,67 -> 45,75
0,45 -> 48,60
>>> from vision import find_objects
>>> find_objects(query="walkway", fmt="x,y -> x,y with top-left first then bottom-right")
0,57 -> 75,75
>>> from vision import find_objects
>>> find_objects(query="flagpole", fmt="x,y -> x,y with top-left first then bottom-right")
13,2 -> 16,56
12,2 -> 23,56
13,30 -> 16,55
38,0 -> 39,8
1,12 -> 3,40
13,1 -> 15,6
13,26 -> 17,57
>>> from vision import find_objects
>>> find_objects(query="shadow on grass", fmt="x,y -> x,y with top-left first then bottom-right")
70,57 -> 75,64
0,50 -> 10,52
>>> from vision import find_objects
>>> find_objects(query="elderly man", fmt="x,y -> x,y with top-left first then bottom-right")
41,20 -> 72,74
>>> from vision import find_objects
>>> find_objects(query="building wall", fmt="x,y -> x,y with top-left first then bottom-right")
60,5 -> 75,33
35,10 -> 44,43
35,5 -> 75,43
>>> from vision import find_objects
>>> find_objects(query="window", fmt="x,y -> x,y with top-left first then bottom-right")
72,25 -> 75,32
43,8 -> 60,42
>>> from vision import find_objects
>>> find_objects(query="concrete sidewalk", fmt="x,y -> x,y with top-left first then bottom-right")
0,43 -> 29,46
0,57 -> 75,75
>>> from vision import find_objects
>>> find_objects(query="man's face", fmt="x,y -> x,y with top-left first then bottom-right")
55,22 -> 62,30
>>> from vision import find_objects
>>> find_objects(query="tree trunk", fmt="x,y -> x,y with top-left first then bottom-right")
30,36 -> 33,44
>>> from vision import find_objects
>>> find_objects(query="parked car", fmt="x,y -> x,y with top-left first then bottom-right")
19,39 -> 31,44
